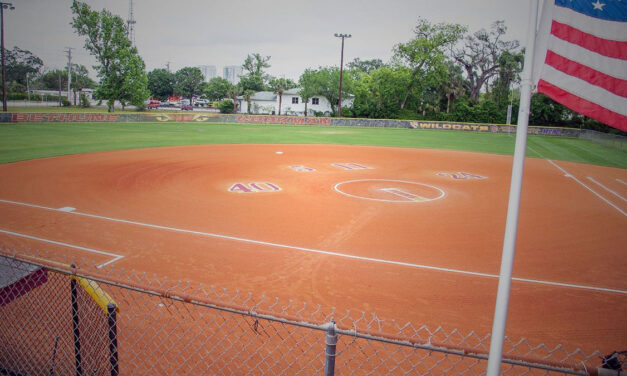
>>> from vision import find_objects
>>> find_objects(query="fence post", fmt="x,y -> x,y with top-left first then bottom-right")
324,319 -> 338,376
70,265 -> 82,376
107,303 -> 119,376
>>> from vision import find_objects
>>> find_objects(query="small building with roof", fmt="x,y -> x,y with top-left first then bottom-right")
237,88 -> 352,116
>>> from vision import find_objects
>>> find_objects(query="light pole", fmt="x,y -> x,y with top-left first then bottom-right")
1,2 -> 14,112
334,33 -> 351,117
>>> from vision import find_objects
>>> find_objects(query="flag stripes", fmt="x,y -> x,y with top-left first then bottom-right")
533,0 -> 626,131
538,80 -> 626,128
544,51 -> 626,97
550,21 -> 627,59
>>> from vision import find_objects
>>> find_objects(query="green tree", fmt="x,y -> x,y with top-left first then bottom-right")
242,89 -> 255,114
120,54 -> 150,109
242,53 -> 271,76
173,67 -> 205,106
71,64 -> 97,91
298,67 -> 352,115
4,47 -> 43,91
298,69 -> 321,116
205,77 -> 233,101
352,66 -> 412,118
452,20 -> 520,102
238,73 -> 265,92
268,77 -> 296,115
68,64 -> 97,105
147,68 -> 175,100
529,93 -> 573,126
226,84 -> 242,112
71,0 -> 149,112
438,61 -> 467,114
393,18 -> 466,110
39,69 -> 68,91
347,58 -> 385,74
490,49 -> 524,106
240,53 -> 271,91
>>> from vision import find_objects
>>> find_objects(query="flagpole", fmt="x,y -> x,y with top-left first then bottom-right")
486,0 -> 539,374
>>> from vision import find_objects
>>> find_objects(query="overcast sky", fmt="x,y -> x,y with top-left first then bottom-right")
7,0 -> 534,81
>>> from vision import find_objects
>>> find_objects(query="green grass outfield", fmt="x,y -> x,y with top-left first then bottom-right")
0,121 -> 625,168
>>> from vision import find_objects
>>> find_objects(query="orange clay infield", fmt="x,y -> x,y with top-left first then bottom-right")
0,144 -> 625,353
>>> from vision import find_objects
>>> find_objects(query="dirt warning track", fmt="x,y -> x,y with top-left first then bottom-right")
0,144 -> 625,353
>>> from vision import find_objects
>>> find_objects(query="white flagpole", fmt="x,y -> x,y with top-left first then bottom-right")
486,0 -> 539,374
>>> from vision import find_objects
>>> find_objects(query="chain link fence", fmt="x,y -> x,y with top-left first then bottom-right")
579,129 -> 626,152
0,249 -> 619,375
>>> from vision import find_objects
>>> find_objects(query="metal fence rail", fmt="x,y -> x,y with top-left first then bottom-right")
0,249 -> 613,375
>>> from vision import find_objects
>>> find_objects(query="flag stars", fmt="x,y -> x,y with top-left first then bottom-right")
592,0 -> 606,10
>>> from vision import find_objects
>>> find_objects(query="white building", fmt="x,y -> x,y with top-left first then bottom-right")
196,65 -> 217,82
223,65 -> 243,84
237,88 -> 352,116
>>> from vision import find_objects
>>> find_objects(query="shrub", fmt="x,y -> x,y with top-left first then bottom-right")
218,99 -> 234,114
79,93 -> 90,108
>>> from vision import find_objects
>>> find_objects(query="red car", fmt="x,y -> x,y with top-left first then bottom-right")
147,100 -> 161,109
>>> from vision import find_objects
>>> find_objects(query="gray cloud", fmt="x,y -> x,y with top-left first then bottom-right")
7,0 -> 532,80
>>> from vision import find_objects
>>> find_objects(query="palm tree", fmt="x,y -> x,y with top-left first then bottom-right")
243,89 -> 255,114
227,85 -> 241,113
269,77 -> 296,115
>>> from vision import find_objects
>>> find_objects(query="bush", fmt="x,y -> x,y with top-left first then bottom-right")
62,98 -> 71,107
7,92 -> 42,101
79,93 -> 90,108
218,99 -> 234,114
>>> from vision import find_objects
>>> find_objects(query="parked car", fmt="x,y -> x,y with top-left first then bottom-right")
194,98 -> 209,107
147,100 -> 161,109
180,99 -> 190,106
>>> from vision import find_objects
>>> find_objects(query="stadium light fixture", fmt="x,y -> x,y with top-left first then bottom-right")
334,33 -> 351,117
0,2 -> 14,112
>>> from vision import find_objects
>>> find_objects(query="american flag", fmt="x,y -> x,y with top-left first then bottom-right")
532,0 -> 626,131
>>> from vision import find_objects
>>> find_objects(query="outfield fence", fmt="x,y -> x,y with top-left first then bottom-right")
579,130 -> 627,152
0,249 -> 620,376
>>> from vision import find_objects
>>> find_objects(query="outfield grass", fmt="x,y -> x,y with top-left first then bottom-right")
0,121 -> 625,168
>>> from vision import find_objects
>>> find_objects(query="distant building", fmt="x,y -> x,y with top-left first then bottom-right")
223,65 -> 243,84
237,88 -> 353,116
196,65 -> 217,82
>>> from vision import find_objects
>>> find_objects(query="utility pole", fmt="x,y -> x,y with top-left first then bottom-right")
65,47 -> 73,105
58,71 -> 62,107
26,71 -> 29,101
334,33 -> 351,117
0,2 -> 14,112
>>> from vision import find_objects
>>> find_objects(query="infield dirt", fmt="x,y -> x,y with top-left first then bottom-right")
0,144 -> 625,353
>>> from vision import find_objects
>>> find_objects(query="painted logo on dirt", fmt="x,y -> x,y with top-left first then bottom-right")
289,165 -> 316,172
334,179 -> 445,203
228,182 -> 281,193
332,163 -> 372,170
437,172 -> 487,180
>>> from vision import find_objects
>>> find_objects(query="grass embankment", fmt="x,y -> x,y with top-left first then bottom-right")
0,121 -> 625,168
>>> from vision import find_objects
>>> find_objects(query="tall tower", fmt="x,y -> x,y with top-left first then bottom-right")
127,0 -> 136,46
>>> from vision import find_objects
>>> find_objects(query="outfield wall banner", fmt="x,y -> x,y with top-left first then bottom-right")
0,112 -> 581,137
234,115 -> 331,125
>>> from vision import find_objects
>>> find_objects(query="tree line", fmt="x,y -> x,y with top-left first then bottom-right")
1,1 -> 617,133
